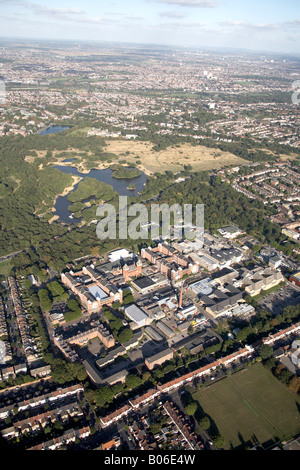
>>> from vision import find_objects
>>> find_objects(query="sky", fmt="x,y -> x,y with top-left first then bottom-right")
0,0 -> 300,54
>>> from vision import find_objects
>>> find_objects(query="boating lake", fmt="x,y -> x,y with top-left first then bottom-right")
40,125 -> 148,224
40,125 -> 70,135
53,165 -> 148,224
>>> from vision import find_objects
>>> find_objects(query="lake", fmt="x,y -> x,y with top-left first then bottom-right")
53,165 -> 148,224
40,125 -> 70,135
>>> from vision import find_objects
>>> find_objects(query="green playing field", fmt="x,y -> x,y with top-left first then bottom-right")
192,363 -> 300,449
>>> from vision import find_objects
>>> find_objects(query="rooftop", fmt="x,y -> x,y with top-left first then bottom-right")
87,284 -> 109,301
124,304 -> 149,324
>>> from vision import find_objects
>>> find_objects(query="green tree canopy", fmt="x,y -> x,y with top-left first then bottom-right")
118,328 -> 133,344
184,401 -> 197,416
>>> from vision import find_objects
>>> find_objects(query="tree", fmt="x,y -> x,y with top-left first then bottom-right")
149,422 -> 162,435
258,344 -> 274,361
118,328 -> 133,344
53,420 -> 63,431
288,376 -> 300,394
90,246 -> 99,257
38,289 -> 52,312
252,244 -> 262,255
235,326 -> 254,343
123,292 -> 135,305
5,416 -> 11,425
110,317 -> 123,332
198,416 -> 210,431
94,385 -> 114,407
212,434 -> 225,449
125,373 -> 143,390
277,368 -> 293,385
142,371 -> 151,381
44,425 -> 51,435
184,401 -> 197,416
112,301 -> 121,310
65,298 -> 82,322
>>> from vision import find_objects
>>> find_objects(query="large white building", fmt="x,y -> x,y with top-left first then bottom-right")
124,304 -> 150,327
108,249 -> 133,263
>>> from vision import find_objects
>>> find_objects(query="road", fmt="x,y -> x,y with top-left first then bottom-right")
117,420 -> 136,450
0,250 -> 24,263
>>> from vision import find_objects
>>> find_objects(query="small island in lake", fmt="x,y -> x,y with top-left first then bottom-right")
110,164 -> 142,179
127,183 -> 136,191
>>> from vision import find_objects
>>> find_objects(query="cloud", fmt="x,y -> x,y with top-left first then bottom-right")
283,18 -> 300,27
158,21 -> 205,30
151,0 -> 217,7
0,0 -> 25,3
27,3 -> 85,18
286,33 -> 300,42
219,19 -> 280,31
2,1 -> 103,24
159,11 -> 186,18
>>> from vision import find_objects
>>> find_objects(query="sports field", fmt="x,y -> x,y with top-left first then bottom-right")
192,363 -> 300,449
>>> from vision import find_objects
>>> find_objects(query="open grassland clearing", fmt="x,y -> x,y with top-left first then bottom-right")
26,139 -> 248,175
103,139 -> 249,174
192,363 -> 300,450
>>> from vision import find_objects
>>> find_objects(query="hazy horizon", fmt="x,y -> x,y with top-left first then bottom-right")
1,36 -> 300,60
0,0 -> 300,55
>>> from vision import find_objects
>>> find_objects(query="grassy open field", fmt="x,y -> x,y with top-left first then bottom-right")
103,140 -> 249,175
27,138 -> 249,175
26,130 -> 299,175
192,363 -> 300,449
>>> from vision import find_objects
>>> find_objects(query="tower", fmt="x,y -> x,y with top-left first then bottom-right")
136,258 -> 142,276
179,282 -> 184,309
123,263 -> 129,282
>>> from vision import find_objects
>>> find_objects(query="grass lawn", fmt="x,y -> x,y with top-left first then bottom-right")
0,259 -> 12,276
103,140 -> 249,175
192,363 -> 300,449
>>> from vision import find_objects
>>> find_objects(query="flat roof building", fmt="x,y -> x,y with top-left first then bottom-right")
156,321 -> 175,338
290,272 -> 300,287
218,225 -> 243,239
189,278 -> 215,296
124,304 -> 150,327
108,249 -> 133,263
145,348 -> 174,370
145,327 -> 164,342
